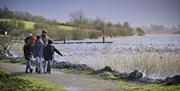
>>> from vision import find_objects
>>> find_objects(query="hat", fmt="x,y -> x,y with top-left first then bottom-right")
42,29 -> 47,33
36,35 -> 40,39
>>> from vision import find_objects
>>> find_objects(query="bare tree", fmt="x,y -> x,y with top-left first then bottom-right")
69,9 -> 88,31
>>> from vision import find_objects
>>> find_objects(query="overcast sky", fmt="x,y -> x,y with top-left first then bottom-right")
0,0 -> 179,27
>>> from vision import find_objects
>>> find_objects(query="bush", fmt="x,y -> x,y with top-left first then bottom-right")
9,29 -> 38,39
136,27 -> 145,36
0,19 -> 25,34
48,29 -> 71,40
0,36 -> 12,50
71,29 -> 88,40
34,22 -> 50,29
102,24 -> 134,37
88,30 -> 102,39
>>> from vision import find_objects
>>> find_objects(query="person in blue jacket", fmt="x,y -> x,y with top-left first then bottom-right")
34,35 -> 45,73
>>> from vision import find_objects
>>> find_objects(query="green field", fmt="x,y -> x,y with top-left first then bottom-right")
58,25 -> 74,30
0,19 -> 35,29
0,19 -> 73,30
22,20 -> 35,29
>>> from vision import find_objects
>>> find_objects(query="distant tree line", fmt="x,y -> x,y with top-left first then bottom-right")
0,6 -> 145,40
68,10 -> 139,39
142,24 -> 180,34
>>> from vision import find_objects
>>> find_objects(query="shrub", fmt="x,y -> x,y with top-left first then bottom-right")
0,19 -> 25,34
9,29 -> 38,39
88,30 -> 102,39
0,36 -> 12,50
71,29 -> 88,40
34,22 -> 50,29
136,27 -> 145,36
48,29 -> 71,40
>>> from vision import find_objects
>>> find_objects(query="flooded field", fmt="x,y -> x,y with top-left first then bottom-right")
54,34 -> 180,79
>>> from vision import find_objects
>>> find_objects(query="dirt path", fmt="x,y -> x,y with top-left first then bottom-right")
0,63 -> 118,91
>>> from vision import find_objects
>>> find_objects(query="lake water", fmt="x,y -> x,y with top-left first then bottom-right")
53,34 -> 180,79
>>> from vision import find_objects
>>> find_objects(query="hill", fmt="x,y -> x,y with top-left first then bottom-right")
0,19 -> 74,30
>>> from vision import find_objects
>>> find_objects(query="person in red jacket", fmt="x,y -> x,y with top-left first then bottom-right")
29,33 -> 37,46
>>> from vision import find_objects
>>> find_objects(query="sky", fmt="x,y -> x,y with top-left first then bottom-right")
0,0 -> 180,27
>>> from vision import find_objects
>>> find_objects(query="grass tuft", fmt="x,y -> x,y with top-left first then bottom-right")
0,70 -> 66,91
117,80 -> 180,91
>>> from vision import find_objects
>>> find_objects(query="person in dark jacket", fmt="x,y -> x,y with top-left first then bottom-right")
23,37 -> 33,73
44,40 -> 62,74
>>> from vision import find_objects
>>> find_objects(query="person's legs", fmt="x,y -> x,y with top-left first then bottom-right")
47,60 -> 49,73
36,57 -> 40,73
39,57 -> 43,73
26,60 -> 32,73
28,60 -> 33,73
25,60 -> 29,73
47,60 -> 52,74
38,57 -> 42,73
43,60 -> 47,73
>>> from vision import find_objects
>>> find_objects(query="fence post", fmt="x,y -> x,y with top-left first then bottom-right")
103,36 -> 105,43
63,37 -> 66,44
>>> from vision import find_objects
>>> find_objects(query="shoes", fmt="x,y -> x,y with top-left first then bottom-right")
30,69 -> 33,73
35,67 -> 38,73
46,70 -> 51,74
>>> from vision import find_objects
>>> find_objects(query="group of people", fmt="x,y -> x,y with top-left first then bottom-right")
23,30 -> 62,74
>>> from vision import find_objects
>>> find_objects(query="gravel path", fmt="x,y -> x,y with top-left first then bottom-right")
0,63 -> 118,91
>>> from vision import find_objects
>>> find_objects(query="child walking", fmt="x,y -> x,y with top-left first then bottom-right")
43,40 -> 62,74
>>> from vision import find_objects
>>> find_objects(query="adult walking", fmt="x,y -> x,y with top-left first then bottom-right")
34,35 -> 45,73
23,37 -> 33,73
41,29 -> 49,45
41,29 -> 50,73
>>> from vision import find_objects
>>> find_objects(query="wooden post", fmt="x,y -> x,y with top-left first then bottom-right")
63,37 -> 66,44
103,36 -> 105,43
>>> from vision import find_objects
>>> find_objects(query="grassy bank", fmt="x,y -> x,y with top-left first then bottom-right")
0,70 -> 66,91
61,69 -> 180,91
117,80 -> 180,91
